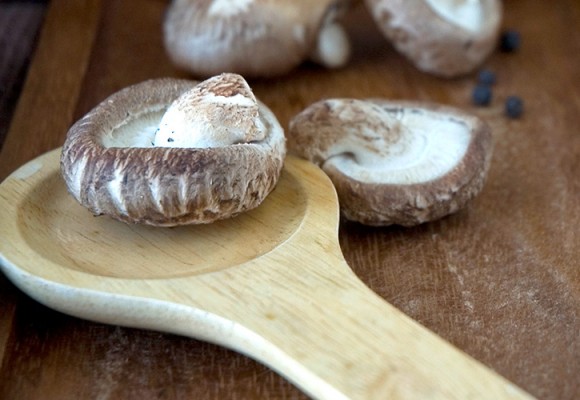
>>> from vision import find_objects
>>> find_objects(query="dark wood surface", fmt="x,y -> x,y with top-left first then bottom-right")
0,0 -> 47,151
0,0 -> 578,399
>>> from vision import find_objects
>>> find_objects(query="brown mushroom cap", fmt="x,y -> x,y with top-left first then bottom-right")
163,0 -> 351,78
60,77 -> 286,227
364,0 -> 502,77
288,98 -> 492,226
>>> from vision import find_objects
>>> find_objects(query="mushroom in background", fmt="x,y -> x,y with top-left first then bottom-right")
60,74 -> 286,227
163,0 -> 352,78
363,0 -> 502,77
288,98 -> 493,226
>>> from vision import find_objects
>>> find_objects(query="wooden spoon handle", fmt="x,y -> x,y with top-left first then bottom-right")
198,252 -> 536,400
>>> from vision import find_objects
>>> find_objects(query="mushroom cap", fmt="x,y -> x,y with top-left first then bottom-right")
288,98 -> 492,226
60,77 -> 286,227
364,0 -> 502,77
163,0 -> 351,78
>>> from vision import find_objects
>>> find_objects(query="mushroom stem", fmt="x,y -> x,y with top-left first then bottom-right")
310,22 -> 351,68
153,73 -> 266,149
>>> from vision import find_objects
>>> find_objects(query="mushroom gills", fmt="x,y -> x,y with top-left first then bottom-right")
101,109 -> 166,148
323,108 -> 471,184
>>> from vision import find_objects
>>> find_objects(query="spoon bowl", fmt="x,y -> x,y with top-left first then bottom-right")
15,151 -> 307,279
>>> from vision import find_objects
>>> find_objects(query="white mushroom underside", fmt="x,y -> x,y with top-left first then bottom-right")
100,109 -> 266,150
100,74 -> 267,150
324,112 -> 471,184
424,0 -> 484,32
101,110 -> 165,148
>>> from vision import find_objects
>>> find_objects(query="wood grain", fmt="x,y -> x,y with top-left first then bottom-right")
0,1 -> 47,151
0,0 -> 102,178
0,0 -> 579,399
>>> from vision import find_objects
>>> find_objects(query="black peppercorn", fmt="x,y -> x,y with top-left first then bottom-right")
477,69 -> 496,85
472,85 -> 492,106
505,96 -> 524,118
500,30 -> 521,52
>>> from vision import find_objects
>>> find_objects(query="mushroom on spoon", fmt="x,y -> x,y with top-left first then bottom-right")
60,73 -> 286,226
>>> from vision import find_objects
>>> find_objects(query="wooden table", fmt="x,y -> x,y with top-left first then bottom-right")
0,0 -> 578,398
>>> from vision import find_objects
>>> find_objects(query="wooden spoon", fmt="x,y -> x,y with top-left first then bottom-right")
0,148 -> 534,400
